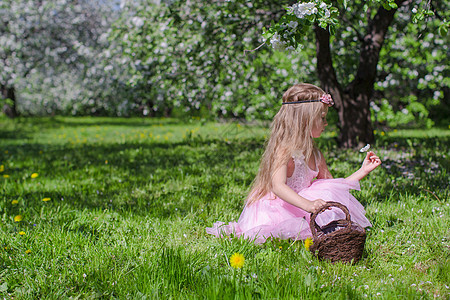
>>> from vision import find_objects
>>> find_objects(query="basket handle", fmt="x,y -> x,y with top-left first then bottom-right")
309,201 -> 352,239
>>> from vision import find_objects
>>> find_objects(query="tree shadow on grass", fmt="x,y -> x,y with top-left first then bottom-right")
356,134 -> 450,205
2,122 -> 448,220
1,136 -> 264,220
0,128 -> 30,140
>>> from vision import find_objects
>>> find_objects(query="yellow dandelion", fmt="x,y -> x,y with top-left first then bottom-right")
0,165 -> 4,172
105,160 -> 108,164
19,231 -> 26,235
11,200 -> 19,205
304,237 -> 313,251
381,131 -> 386,136
230,253 -> 245,269
14,215 -> 23,222
25,249 -> 31,254
3,174 -> 10,178
42,197 -> 51,202
31,173 -> 39,179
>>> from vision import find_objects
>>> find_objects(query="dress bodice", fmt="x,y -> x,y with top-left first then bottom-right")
286,151 -> 319,193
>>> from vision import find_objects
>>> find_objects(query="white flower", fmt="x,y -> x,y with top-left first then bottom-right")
360,144 -> 370,152
285,46 -> 296,52
291,2 -> 317,19
412,8 -> 418,13
370,102 -> 381,112
270,33 -> 287,51
287,21 -> 298,29
131,16 -> 144,28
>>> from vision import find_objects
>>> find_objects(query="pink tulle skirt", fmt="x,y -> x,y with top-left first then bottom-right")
206,179 -> 371,244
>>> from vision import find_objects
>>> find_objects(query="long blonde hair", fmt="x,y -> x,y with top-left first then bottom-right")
246,83 -> 328,205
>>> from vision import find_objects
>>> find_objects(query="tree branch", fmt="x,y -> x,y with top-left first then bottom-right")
353,0 -> 412,89
314,25 -> 343,110
430,1 -> 445,22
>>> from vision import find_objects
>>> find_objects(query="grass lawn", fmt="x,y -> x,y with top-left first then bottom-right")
0,116 -> 449,299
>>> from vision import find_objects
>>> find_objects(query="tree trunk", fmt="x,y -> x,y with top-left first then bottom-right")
1,84 -> 18,118
314,1 -> 405,148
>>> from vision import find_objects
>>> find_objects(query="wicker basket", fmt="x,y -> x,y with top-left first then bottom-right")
309,202 -> 366,263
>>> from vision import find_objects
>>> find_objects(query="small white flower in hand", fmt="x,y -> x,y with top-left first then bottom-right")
360,144 -> 370,153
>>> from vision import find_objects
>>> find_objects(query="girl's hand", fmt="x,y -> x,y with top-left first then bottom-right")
306,199 -> 327,213
361,151 -> 381,174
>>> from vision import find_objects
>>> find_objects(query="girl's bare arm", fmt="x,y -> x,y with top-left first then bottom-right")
272,163 -> 326,213
346,151 -> 382,181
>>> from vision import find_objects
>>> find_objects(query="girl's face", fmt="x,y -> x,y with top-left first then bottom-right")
311,110 -> 328,138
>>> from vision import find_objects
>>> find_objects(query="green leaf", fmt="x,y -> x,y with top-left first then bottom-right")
389,1 -> 398,9
439,24 -> 448,36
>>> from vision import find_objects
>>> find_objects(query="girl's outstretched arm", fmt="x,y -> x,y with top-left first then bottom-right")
346,151 -> 382,181
272,163 -> 327,213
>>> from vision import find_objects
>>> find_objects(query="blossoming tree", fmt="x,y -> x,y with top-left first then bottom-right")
0,0 -> 122,117
264,0 -> 448,147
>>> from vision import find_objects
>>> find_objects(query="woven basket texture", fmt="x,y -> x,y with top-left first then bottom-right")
309,202 -> 366,263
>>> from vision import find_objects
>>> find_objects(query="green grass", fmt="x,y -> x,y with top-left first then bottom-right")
0,116 -> 449,299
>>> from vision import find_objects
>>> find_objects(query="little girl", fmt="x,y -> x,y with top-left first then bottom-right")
207,83 -> 382,244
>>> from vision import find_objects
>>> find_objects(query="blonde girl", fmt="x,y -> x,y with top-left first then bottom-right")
207,83 -> 381,243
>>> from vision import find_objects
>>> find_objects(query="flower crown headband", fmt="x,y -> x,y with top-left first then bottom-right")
281,93 -> 334,107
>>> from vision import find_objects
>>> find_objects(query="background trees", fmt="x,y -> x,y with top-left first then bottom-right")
1,0 -> 448,146
110,0 -> 306,118
0,0 -> 131,117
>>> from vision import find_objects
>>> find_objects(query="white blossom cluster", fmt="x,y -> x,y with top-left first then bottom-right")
269,33 -> 297,52
0,0 -> 132,116
270,33 -> 286,51
288,2 -> 317,19
268,1 -> 333,52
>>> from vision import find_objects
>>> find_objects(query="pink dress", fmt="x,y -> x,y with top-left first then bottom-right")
206,151 -> 372,244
